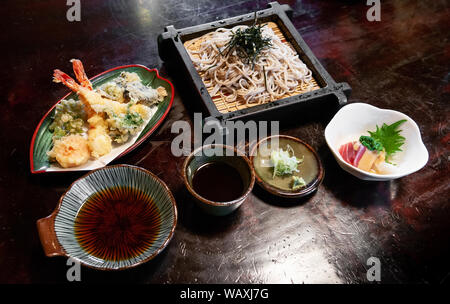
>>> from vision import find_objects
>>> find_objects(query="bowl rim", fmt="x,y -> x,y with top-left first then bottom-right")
182,144 -> 255,207
249,134 -> 325,198
36,164 -> 178,271
324,102 -> 429,180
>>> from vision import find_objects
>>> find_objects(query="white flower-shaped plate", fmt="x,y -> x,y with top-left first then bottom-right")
325,103 -> 429,181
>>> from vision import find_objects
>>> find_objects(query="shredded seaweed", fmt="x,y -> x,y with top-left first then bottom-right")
220,12 -> 272,67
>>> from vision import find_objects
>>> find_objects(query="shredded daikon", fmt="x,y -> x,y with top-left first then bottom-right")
270,145 -> 303,178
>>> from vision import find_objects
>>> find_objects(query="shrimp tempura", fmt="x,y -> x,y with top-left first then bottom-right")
53,67 -> 112,158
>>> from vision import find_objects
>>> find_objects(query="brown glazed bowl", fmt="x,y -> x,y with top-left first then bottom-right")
250,135 -> 324,198
36,165 -> 177,270
182,144 -> 255,216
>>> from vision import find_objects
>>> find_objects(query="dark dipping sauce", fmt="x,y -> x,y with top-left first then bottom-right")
192,162 -> 245,202
74,187 -> 161,262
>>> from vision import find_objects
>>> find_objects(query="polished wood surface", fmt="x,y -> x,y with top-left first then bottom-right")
0,0 -> 449,283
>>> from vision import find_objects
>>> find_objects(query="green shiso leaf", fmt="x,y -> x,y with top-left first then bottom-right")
367,119 -> 407,160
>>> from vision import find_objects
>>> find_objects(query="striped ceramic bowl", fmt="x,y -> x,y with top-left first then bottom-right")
37,165 -> 177,270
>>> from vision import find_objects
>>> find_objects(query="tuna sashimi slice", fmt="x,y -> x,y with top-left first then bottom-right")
339,142 -> 358,164
339,141 -> 384,172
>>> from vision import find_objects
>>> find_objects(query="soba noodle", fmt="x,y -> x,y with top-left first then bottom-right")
185,24 -> 314,105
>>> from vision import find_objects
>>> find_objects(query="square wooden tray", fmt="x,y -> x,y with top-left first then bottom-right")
158,1 -> 351,124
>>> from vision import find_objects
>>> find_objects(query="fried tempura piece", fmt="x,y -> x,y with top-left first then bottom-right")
129,104 -> 150,120
48,135 -> 90,168
53,67 -> 114,158
86,115 -> 112,158
156,86 -> 168,101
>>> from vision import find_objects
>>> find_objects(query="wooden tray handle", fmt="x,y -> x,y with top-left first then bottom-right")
36,213 -> 65,257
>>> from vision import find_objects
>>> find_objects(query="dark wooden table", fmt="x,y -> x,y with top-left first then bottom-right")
0,0 -> 448,284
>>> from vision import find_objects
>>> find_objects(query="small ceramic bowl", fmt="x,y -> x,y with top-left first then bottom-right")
182,144 -> 255,216
250,135 -> 324,198
37,165 -> 177,270
325,102 -> 429,181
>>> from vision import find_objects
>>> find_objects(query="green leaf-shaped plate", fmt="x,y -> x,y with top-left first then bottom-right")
30,65 -> 174,174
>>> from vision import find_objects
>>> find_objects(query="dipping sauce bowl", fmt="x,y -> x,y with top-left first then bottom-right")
182,144 -> 255,216
37,165 -> 177,270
